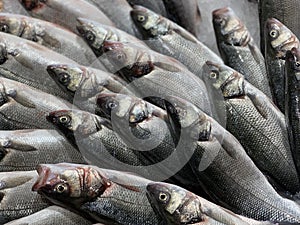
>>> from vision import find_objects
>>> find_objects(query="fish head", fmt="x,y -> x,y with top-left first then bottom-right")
203,61 -> 245,98
131,5 -> 168,38
265,18 -> 300,59
47,110 -> 107,143
32,163 -> 109,206
47,64 -> 84,95
146,182 -> 202,224
213,7 -> 250,46
164,96 -> 211,141
286,47 -> 300,80
77,18 -> 112,56
19,0 -> 45,11
0,79 -> 8,107
0,14 -> 26,37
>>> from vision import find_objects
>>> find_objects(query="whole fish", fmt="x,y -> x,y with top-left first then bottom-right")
32,163 -> 160,225
164,95 -> 300,223
0,171 -> 49,224
76,17 -> 147,58
213,7 -> 272,98
127,0 -> 168,17
163,0 -> 201,39
285,47 -> 300,175
46,63 -> 136,113
0,0 -> 29,15
18,0 -> 115,34
102,41 -> 214,117
146,182 -> 277,225
0,77 -> 76,130
202,61 -> 300,194
0,32 -> 83,100
130,5 -> 223,79
0,13 -> 102,68
0,129 -> 85,172
264,18 -> 300,112
259,0 -> 300,55
5,205 -> 94,225
84,0 -> 141,38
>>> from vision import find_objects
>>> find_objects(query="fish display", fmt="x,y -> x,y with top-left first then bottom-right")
2,1 -> 300,225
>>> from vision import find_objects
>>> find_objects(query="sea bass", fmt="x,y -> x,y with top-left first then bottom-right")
213,7 -> 272,98
203,61 -> 300,194
19,0 -> 115,34
0,129 -> 85,172
264,18 -> 300,112
32,163 -> 160,224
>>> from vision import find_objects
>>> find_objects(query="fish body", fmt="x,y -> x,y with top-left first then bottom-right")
0,171 -> 49,224
213,7 -> 272,98
163,0 -> 201,39
0,0 -> 29,15
5,205 -> 93,225
285,47 -> 300,175
77,18 -> 147,58
19,0 -> 115,34
32,163 -> 159,225
131,5 -> 223,79
0,13 -> 102,68
164,95 -> 300,223
0,129 -> 85,172
264,18 -> 300,112
0,77 -> 76,130
203,62 -> 300,194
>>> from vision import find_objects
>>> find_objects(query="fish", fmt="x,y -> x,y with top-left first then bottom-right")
0,170 -> 49,224
127,0 -> 168,17
76,17 -> 147,58
0,129 -> 85,172
84,0 -> 141,38
18,0 -> 115,34
46,63 -> 137,113
0,77 -> 76,130
0,13 -> 103,68
202,61 -> 300,194
130,5 -> 223,79
284,47 -> 300,176
164,95 -> 300,223
264,18 -> 300,113
32,163 -> 160,225
0,0 -> 29,15
213,7 -> 272,98
259,0 -> 300,55
5,205 -> 94,225
102,40 -> 214,118
146,182 -> 278,225
0,32 -> 83,100
163,0 -> 202,39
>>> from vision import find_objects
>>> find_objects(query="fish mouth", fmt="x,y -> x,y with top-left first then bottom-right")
20,0 -> 40,11
32,164 -> 54,192
212,7 -> 230,17
131,5 -> 148,12
102,41 -> 124,53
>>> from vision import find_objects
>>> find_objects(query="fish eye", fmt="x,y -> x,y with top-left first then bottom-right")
54,183 -> 68,194
210,71 -> 218,79
269,29 -> 279,38
58,73 -> 70,85
137,15 -> 145,22
0,24 -> 9,33
107,101 -> 118,110
85,31 -> 95,42
219,18 -> 226,26
158,192 -> 169,202
295,61 -> 300,67
58,115 -> 71,124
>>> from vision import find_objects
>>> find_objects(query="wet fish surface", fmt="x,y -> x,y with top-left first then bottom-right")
32,163 -> 160,225
19,0 -> 115,34
203,62 -> 300,194
0,129 -> 85,172
127,0 -> 168,17
0,0 -> 29,15
131,5 -> 223,79
264,18 -> 300,113
213,7 -> 272,98
0,13 -> 102,67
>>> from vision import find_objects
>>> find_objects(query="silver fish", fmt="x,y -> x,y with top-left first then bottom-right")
131,5 -> 223,79
0,13 -> 102,68
0,129 -> 85,172
19,0 -> 115,34
0,0 -> 29,15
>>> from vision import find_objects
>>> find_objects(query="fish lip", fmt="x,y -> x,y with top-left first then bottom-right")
131,5 -> 148,12
212,6 -> 230,17
76,17 -> 87,26
102,40 -> 124,52
32,164 -> 51,192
